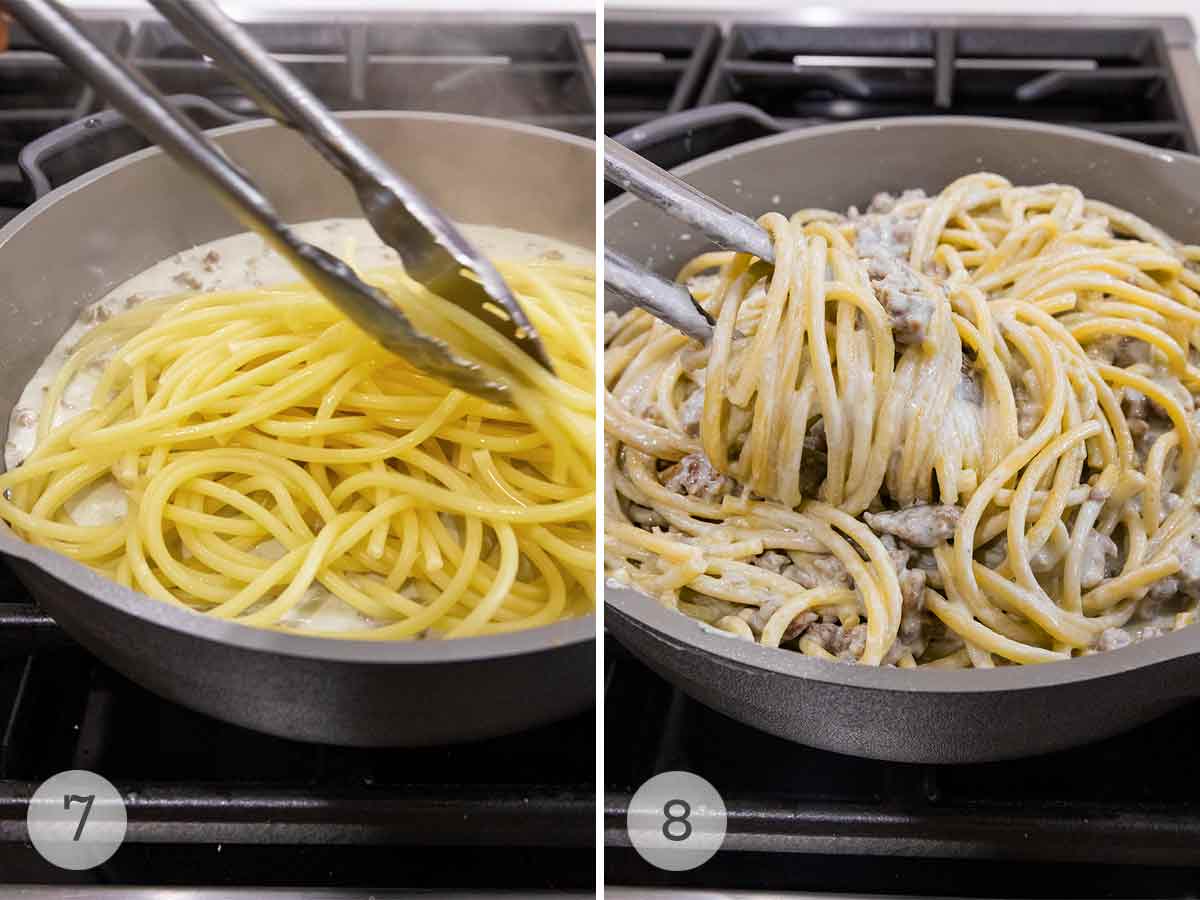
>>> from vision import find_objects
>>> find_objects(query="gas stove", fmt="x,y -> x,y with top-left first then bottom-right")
0,8 -> 594,892
605,11 -> 1200,898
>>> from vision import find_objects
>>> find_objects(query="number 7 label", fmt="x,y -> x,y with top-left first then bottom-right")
26,770 -> 127,870
63,793 -> 95,841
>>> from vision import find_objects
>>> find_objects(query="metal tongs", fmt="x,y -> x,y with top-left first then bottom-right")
9,0 -> 554,403
603,136 -> 776,343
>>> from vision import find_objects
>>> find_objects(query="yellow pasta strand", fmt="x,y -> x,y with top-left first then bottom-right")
606,173 -> 1200,667
1,257 -> 596,639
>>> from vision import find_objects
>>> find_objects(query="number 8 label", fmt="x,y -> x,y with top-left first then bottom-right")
627,771 -> 727,871
662,798 -> 692,842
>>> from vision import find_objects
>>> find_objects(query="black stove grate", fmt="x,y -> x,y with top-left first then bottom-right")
605,638 -> 1200,895
128,20 -> 594,135
702,25 -> 1195,151
0,13 -> 593,227
604,21 -> 719,134
0,637 -> 594,887
606,19 -> 1199,157
130,21 -> 357,115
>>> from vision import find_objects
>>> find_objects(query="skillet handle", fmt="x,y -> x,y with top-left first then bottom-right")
613,102 -> 804,154
19,95 -> 243,199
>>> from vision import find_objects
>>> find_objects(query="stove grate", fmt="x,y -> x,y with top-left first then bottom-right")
604,21 -> 719,134
605,636 -> 1200,893
702,26 -> 1195,151
605,19 -> 1200,157
128,20 -> 594,135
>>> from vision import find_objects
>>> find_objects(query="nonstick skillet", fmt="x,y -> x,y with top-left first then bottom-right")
605,113 -> 1200,763
0,111 -> 595,747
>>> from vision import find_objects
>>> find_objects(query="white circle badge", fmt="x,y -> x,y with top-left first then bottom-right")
26,770 -> 127,870
626,770 -> 727,871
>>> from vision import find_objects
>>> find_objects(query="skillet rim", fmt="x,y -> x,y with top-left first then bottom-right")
0,110 -> 596,665
604,114 -> 1200,695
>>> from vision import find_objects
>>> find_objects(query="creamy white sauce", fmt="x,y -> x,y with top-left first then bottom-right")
6,218 -> 592,633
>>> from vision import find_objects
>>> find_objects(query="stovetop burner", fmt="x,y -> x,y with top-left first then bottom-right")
0,9 -> 594,891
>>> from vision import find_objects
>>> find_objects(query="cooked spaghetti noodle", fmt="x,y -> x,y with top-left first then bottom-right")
606,173 -> 1200,667
1,228 -> 595,639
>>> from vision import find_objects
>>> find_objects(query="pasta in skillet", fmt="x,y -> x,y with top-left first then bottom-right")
2,221 -> 595,639
606,173 -> 1200,667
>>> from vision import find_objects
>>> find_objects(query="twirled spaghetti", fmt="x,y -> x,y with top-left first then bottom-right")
606,173 -> 1200,667
2,223 -> 595,639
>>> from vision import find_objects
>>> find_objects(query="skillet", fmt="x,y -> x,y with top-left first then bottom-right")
605,113 -> 1200,763
0,111 -> 596,747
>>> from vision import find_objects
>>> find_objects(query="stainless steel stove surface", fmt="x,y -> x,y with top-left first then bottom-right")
605,11 -> 1200,897
0,9 -> 594,891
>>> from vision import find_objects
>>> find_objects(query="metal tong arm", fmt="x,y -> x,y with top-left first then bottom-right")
604,248 -> 713,343
149,0 -> 550,373
147,0 -> 464,283
604,136 -> 775,264
9,0 -> 509,403
10,0 -> 316,269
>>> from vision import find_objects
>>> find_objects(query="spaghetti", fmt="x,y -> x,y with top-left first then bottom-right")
606,173 -> 1200,667
1,230 -> 595,639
